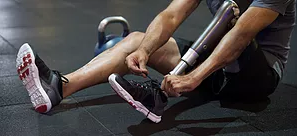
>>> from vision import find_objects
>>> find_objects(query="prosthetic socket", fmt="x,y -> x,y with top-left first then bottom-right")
170,0 -> 240,75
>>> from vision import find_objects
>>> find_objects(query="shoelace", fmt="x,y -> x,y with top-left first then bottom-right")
130,77 -> 160,90
53,70 -> 69,83
128,76 -> 162,100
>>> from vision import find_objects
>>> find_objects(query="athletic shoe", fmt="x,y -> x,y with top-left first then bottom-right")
108,73 -> 168,123
16,43 -> 68,113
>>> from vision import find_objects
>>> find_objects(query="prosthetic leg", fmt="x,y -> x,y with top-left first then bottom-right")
170,0 -> 240,75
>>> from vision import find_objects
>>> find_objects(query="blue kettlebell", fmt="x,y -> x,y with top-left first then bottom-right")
94,16 -> 130,56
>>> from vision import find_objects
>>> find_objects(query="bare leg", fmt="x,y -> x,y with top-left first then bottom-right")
62,32 -> 182,98
147,37 -> 181,75
62,32 -> 141,97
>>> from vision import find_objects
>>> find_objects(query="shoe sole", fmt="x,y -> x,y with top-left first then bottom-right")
16,43 -> 52,113
108,74 -> 161,123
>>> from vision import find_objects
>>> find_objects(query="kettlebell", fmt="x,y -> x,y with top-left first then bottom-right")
94,16 -> 130,56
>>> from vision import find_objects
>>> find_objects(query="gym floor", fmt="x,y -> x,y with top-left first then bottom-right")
1,0 -> 297,136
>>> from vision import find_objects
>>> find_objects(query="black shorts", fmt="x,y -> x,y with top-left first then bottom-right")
174,37 -> 280,101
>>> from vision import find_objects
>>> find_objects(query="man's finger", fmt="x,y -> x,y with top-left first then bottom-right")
163,75 -> 171,92
161,79 -> 165,90
126,57 -> 142,74
165,77 -> 173,93
127,62 -> 141,73
140,73 -> 147,78
139,59 -> 148,76
172,83 -> 181,93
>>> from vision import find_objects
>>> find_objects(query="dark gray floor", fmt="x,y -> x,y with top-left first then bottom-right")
0,0 -> 297,136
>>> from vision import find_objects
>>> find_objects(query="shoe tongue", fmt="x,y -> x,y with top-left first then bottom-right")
149,80 -> 168,103
35,55 -> 51,79
52,71 -> 64,98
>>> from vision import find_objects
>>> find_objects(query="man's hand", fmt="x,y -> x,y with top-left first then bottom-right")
161,74 -> 202,97
125,49 -> 149,77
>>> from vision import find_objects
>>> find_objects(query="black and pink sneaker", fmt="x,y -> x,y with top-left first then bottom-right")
16,43 -> 68,113
108,73 -> 168,123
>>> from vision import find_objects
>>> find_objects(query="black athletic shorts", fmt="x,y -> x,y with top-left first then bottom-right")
174,37 -> 280,101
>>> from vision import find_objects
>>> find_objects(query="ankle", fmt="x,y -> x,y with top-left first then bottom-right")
60,74 -> 70,98
62,82 -> 71,98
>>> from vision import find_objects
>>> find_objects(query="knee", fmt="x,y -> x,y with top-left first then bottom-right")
109,31 -> 144,54
126,31 -> 144,41
122,31 -> 144,46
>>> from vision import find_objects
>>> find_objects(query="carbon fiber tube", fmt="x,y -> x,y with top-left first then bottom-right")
170,0 -> 240,75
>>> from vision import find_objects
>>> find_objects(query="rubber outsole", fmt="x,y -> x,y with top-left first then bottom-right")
16,43 -> 52,113
108,74 -> 161,123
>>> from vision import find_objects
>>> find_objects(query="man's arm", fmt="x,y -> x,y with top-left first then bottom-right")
139,0 -> 200,56
125,0 -> 200,77
189,7 -> 279,85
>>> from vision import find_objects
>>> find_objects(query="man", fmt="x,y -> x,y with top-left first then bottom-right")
16,0 -> 295,123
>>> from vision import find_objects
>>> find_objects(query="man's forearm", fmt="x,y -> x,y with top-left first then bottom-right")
137,0 -> 200,56
139,12 -> 177,56
190,26 -> 253,82
189,7 -> 279,83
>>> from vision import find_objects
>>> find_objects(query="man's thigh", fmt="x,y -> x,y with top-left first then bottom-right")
176,37 -> 280,101
147,37 -> 182,75
218,46 -> 280,101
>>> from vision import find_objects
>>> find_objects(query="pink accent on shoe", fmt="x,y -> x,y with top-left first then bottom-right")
35,105 -> 47,113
